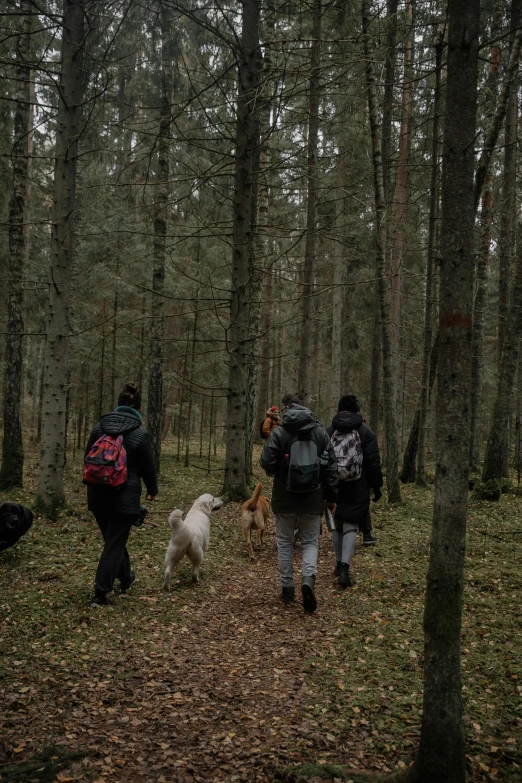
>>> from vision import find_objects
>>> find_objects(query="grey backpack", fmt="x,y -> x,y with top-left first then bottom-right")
330,428 -> 363,481
283,432 -> 321,493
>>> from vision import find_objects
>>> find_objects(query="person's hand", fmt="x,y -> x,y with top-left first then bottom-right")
373,489 -> 382,503
146,494 -> 157,501
326,502 -> 336,515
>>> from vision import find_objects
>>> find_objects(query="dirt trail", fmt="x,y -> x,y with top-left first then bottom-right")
1,510 -> 375,783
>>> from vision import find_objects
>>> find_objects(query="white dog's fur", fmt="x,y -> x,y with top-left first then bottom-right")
163,493 -> 223,589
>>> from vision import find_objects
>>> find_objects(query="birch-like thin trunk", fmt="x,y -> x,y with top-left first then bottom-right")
222,0 -> 262,501
147,6 -> 172,473
362,0 -> 401,503
184,295 -> 199,468
297,0 -> 321,401
0,0 -> 32,490
36,0 -> 85,517
408,1 -> 480,779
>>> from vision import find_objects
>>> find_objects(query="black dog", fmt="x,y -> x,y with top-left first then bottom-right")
0,502 -> 33,552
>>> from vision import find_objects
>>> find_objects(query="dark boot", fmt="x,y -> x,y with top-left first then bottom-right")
301,576 -> 317,613
338,563 -> 354,590
281,586 -> 295,604
333,561 -> 342,577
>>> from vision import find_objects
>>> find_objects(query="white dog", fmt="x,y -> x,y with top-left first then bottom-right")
163,494 -> 223,590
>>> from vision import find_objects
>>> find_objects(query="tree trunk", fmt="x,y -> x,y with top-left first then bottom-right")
184,295 -> 199,468
297,0 -> 321,401
36,0 -> 85,517
408,1 -> 480,780
416,36 -> 442,486
330,160 -> 344,416
481,228 -> 522,494
368,302 -> 381,439
389,0 -> 414,420
222,0 -> 262,501
147,5 -> 172,473
362,0 -> 401,503
0,0 -> 32,490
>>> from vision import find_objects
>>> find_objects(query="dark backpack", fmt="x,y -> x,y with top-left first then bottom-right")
0,503 -> 33,552
83,433 -> 128,487
281,430 -> 323,493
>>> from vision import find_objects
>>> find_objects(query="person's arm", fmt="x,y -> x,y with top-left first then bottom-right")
360,424 -> 383,490
261,417 -> 272,438
321,430 -> 338,504
138,430 -> 159,497
259,428 -> 283,475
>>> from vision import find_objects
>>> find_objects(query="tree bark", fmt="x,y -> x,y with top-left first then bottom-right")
389,0 -> 414,420
481,228 -> 522,493
362,0 -> 401,504
297,0 -> 321,401
408,1 -> 480,780
0,0 -> 32,490
222,0 -> 262,501
147,5 -> 173,473
416,36 -> 443,487
36,0 -> 86,517
330,160 -> 344,416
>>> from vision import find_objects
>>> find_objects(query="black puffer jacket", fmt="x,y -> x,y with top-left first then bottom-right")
85,409 -> 158,518
260,404 -> 338,514
326,412 -> 383,525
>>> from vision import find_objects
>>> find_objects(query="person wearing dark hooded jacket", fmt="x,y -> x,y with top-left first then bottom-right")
85,383 -> 158,607
259,393 -> 338,613
326,395 -> 383,589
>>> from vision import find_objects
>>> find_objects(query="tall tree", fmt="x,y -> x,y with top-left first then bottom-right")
297,0 -> 321,401
147,4 -> 175,472
36,0 -> 86,517
408,0 -> 480,780
0,0 -> 32,490
222,0 -> 262,500
362,0 -> 401,503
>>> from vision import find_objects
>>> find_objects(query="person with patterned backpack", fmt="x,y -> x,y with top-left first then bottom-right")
326,395 -> 383,589
84,382 -> 158,607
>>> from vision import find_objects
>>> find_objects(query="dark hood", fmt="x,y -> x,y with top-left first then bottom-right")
331,411 -> 363,433
282,404 -> 315,432
100,411 -> 142,436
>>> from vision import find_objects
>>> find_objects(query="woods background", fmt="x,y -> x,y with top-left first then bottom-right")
0,0 -> 520,507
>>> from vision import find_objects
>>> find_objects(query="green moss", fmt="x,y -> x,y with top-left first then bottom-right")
472,478 -> 501,501
0,746 -> 88,782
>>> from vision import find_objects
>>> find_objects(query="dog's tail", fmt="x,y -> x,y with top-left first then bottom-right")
247,482 -> 263,512
168,509 -> 183,529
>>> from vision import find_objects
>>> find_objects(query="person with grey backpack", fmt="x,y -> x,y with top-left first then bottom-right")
259,393 -> 338,613
326,395 -> 383,589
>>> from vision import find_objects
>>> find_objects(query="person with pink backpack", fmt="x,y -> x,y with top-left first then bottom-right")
84,383 -> 158,607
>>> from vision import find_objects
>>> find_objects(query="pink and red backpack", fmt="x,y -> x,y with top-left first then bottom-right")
83,433 -> 128,488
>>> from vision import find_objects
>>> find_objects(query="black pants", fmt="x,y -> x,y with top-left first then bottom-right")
359,510 -> 372,536
94,512 -> 134,596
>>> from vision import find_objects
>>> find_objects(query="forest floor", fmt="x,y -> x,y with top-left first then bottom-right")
0,443 -> 521,783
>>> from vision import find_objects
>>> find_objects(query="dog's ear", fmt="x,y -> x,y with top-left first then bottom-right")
211,497 -> 224,511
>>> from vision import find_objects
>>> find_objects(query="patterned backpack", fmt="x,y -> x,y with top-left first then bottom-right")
83,433 -> 128,488
330,429 -> 363,482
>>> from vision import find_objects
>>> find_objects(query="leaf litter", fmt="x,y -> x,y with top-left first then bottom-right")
0,447 -> 521,782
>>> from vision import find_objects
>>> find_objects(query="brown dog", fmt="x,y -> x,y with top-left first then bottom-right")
241,482 -> 269,559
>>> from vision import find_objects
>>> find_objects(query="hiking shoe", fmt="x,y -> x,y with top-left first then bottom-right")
90,595 -> 113,608
120,572 -> 137,592
363,533 -> 377,546
301,577 -> 317,614
281,586 -> 295,604
333,561 -> 342,577
338,563 -> 354,590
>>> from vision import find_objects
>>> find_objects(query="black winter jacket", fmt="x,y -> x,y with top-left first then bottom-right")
85,409 -> 158,518
326,412 -> 383,524
259,404 -> 338,514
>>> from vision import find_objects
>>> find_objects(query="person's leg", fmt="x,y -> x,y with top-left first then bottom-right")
362,509 -> 377,545
341,523 -> 358,565
275,513 -> 297,588
298,514 -> 321,578
94,515 -> 133,599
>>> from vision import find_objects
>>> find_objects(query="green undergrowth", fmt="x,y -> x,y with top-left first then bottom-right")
0,745 -> 89,782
